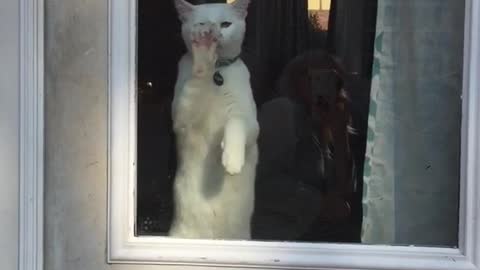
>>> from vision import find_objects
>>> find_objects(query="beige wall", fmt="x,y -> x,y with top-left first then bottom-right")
0,0 -> 20,269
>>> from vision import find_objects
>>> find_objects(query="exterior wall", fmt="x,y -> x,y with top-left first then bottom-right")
0,1 -> 20,269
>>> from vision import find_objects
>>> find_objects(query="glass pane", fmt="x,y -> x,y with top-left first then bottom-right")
136,0 -> 464,247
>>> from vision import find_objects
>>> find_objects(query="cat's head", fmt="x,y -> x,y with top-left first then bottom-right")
174,0 -> 250,59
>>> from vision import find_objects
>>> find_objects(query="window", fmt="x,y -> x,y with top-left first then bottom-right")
108,0 -> 480,268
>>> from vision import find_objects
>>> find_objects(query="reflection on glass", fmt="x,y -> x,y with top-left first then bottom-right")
308,0 -> 331,30
136,0 -> 464,247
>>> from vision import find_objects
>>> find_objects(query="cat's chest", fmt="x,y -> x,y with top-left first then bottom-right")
178,84 -> 226,133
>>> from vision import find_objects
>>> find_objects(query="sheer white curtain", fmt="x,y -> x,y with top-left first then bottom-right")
362,0 -> 465,246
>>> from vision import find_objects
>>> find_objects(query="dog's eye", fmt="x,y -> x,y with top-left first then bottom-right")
221,21 -> 232,28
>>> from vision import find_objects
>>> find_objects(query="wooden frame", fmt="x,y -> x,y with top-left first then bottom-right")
107,0 -> 480,269
19,0 -> 44,270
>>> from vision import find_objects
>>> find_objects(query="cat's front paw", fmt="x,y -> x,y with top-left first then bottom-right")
191,22 -> 220,48
221,142 -> 245,175
191,23 -> 219,78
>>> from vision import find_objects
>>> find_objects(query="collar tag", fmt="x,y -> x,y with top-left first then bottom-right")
213,71 -> 224,86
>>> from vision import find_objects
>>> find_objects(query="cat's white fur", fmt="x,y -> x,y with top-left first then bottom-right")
169,0 -> 259,239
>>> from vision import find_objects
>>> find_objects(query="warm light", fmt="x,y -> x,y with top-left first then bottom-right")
321,0 -> 331,11
308,0 -> 331,11
227,0 -> 235,3
308,0 -> 320,10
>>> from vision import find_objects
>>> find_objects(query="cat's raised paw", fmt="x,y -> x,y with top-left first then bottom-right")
191,22 -> 220,50
191,22 -> 220,78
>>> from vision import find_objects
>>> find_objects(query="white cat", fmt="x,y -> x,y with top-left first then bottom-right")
169,0 -> 259,240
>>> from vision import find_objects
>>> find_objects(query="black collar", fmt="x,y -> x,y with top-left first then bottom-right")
215,55 -> 241,69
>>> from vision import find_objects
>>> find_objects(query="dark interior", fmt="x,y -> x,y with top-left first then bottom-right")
136,0 -> 377,243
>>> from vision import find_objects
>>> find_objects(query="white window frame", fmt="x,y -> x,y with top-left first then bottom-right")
19,0 -> 44,270
107,0 -> 480,269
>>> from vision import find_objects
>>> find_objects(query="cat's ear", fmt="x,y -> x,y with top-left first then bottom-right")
174,0 -> 194,22
231,0 -> 250,19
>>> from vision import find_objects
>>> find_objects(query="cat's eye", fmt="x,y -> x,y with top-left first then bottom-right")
221,21 -> 232,28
